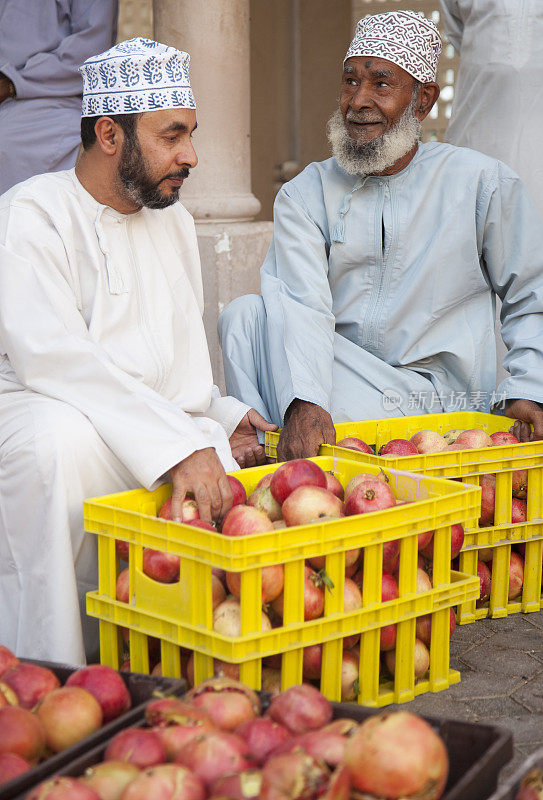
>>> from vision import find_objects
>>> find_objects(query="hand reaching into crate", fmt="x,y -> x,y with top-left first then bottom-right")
169,448 -> 233,523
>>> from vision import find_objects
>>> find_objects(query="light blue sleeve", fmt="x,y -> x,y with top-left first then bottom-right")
438,0 -> 464,52
479,163 -> 543,404
0,0 -> 118,100
260,181 -> 335,420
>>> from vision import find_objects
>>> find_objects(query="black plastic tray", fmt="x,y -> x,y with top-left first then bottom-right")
487,746 -> 543,799
4,691 -> 512,800
0,660 -> 185,800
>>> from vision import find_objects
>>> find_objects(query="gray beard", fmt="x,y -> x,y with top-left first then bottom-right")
326,101 -> 422,176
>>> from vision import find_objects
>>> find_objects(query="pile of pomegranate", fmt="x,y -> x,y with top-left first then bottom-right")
114,458 -> 463,697
23,679 -> 450,800
338,426 -> 532,610
0,648 -> 133,788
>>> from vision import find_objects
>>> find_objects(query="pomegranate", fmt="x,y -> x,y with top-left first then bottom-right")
514,769 -> 543,800
321,764 -> 351,800
303,644 -> 323,681
210,769 -> 262,799
417,567 -> 433,593
115,539 -> 129,561
226,564 -> 284,604
212,574 -> 227,610
344,711 -> 448,799
344,470 -> 387,502
341,650 -> 360,701
378,438 -> 418,456
409,430 -> 448,454
260,752 -> 330,800
455,428 -> 493,448
267,684 -> 332,734
415,614 -> 432,646
261,668 -> 282,694
116,568 -> 130,603
142,548 -> 180,583
380,623 -> 397,651
0,752 -> 31,785
236,717 -> 292,765
270,459 -> 327,504
0,706 -> 46,762
2,663 -> 60,710
353,569 -> 398,603
0,681 -> 18,707
417,529 -> 434,551
145,697 -> 213,728
512,469 -> 528,500
175,731 -> 252,789
187,519 -> 216,531
0,646 -> 19,677
158,497 -> 200,522
36,687 -> 103,752
213,597 -> 272,636
420,524 -> 464,560
282,485 -> 344,527
490,431 -> 519,446
272,565 -> 325,621
104,727 -> 166,768
512,498 -> 528,524
342,578 -> 363,648
66,665 -> 131,723
344,479 -> 396,515
256,473 -> 273,489
80,761 -> 140,800
477,561 -> 492,605
336,436 -> 373,453
227,474 -> 247,506
157,722 -> 221,762
247,486 -> 283,521
479,474 -> 496,526
185,677 -> 261,731
384,638 -> 432,679
221,505 -> 275,536
324,471 -> 344,500
507,551 -> 524,599
26,777 -> 102,800
286,719 -> 358,767
116,764 -> 205,800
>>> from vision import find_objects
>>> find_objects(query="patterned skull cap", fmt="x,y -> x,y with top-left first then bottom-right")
344,11 -> 442,84
79,37 -> 195,117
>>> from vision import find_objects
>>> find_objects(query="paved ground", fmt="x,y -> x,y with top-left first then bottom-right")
386,611 -> 543,787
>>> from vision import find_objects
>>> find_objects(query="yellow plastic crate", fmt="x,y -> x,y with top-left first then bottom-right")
85,456 -> 480,707
267,412 -> 543,621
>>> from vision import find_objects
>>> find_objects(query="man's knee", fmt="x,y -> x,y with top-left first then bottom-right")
218,294 -> 265,345
30,400 -> 103,474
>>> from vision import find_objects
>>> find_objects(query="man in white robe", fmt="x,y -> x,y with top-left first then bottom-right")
0,38 -> 275,664
219,10 -> 543,462
0,0 -> 118,194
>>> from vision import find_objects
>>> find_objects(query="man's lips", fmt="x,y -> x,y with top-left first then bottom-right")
165,176 -> 185,186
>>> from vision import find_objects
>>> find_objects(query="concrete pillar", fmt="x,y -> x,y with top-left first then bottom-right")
154,0 -> 272,388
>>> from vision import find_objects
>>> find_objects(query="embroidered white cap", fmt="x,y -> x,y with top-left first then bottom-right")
344,11 -> 442,84
80,37 -> 195,117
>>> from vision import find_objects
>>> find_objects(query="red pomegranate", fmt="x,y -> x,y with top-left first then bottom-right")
270,459 -> 327,505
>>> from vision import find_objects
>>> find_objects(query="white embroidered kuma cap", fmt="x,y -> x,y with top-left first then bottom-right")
80,37 -> 195,117
345,11 -> 442,84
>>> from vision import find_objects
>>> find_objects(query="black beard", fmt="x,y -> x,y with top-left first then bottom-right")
117,135 -> 189,210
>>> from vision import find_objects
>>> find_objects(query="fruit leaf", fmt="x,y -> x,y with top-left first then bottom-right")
319,569 -> 335,592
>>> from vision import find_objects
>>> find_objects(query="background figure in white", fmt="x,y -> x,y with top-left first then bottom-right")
0,0 -> 118,194
439,0 -> 543,383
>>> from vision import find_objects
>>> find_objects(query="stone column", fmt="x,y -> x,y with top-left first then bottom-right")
154,0 -> 272,388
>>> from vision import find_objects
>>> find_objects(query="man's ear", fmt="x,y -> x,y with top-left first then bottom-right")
94,117 -> 121,155
415,82 -> 440,121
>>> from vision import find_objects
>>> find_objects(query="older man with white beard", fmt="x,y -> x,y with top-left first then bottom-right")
219,10 -> 543,461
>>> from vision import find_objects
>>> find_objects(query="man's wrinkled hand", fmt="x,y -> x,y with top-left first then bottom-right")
277,399 -> 336,461
0,76 -> 14,104
169,447 -> 232,523
229,408 -> 278,469
505,398 -> 543,442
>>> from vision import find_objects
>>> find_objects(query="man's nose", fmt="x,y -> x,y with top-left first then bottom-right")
349,82 -> 374,110
176,140 -> 198,169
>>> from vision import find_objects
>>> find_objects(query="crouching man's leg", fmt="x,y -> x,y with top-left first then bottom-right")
0,392 -> 140,664
218,294 -> 282,429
